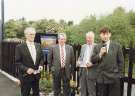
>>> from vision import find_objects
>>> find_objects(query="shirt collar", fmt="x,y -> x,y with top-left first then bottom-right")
59,44 -> 65,48
105,40 -> 110,45
87,43 -> 93,46
26,41 -> 34,45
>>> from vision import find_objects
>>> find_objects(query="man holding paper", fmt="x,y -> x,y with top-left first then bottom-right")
15,27 -> 44,96
77,31 -> 97,96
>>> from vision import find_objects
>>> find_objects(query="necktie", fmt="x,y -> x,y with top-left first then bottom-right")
102,43 -> 108,53
61,46 -> 65,68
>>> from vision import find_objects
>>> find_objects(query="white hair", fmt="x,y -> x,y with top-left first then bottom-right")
86,31 -> 95,38
58,33 -> 67,39
24,27 -> 36,35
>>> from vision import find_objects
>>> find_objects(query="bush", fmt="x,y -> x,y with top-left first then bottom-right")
39,71 -> 53,93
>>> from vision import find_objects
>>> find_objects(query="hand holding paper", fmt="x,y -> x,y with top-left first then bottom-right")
86,62 -> 93,68
33,66 -> 43,74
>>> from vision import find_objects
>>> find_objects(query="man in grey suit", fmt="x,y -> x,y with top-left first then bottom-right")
91,26 -> 124,96
48,33 -> 75,96
15,27 -> 44,96
77,31 -> 96,96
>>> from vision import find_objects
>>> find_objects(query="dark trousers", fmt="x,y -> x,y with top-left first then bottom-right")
21,80 -> 39,96
53,68 -> 70,96
96,79 -> 121,96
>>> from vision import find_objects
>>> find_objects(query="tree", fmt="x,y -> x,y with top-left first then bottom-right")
96,7 -> 130,46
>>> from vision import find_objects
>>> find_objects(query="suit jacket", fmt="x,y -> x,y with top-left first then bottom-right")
15,42 -> 44,82
78,44 -> 97,80
91,41 -> 124,83
47,44 -> 75,79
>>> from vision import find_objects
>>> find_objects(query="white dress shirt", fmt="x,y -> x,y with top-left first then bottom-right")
26,41 -> 37,64
105,40 -> 110,53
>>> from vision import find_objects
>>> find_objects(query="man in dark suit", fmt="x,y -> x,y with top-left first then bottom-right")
77,31 -> 96,96
15,27 -> 44,96
91,26 -> 124,96
48,33 -> 75,96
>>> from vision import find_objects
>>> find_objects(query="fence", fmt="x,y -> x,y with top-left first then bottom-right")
1,41 -> 135,96
122,47 -> 135,96
1,41 -> 20,77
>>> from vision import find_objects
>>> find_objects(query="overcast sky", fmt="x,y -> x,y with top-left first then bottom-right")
0,0 -> 135,24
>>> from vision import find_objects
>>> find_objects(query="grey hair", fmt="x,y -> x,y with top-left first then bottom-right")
86,31 -> 95,38
24,27 -> 36,35
58,33 -> 67,39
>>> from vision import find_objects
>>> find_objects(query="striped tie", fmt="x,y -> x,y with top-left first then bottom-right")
61,46 -> 65,68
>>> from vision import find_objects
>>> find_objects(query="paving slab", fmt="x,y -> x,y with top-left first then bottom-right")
0,72 -> 20,96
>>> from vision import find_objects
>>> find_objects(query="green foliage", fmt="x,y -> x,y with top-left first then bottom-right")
67,15 -> 97,44
5,18 -> 29,39
79,15 -> 97,32
127,10 -> 135,26
67,25 -> 85,44
39,78 -> 52,92
4,7 -> 135,46
39,71 -> 52,92
95,7 -> 130,46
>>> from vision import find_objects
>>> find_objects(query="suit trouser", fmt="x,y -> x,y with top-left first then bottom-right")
21,79 -> 39,96
96,78 -> 120,96
80,68 -> 96,96
53,68 -> 71,96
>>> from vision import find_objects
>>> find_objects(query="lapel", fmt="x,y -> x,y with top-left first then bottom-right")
58,44 -> 68,59
83,44 -> 95,59
99,41 -> 114,56
90,44 -> 95,57
23,43 -> 34,63
65,44 -> 69,64
56,45 -> 60,61
23,42 -> 39,65
34,43 -> 39,64
83,44 -> 94,54
108,42 -> 114,55
82,44 -> 87,57
65,44 -> 68,58
84,44 -> 87,50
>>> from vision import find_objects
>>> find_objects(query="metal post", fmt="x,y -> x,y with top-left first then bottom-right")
127,47 -> 133,96
1,0 -> 4,40
0,0 -> 4,69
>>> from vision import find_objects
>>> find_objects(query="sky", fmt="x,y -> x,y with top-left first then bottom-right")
0,0 -> 135,24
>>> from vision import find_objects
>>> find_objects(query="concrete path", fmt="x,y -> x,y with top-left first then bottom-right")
0,72 -> 20,96
0,69 -> 135,96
